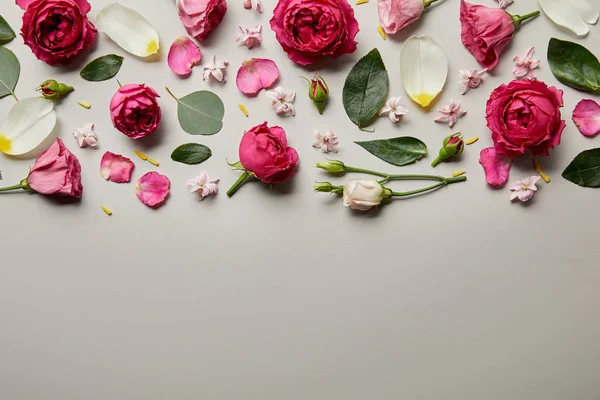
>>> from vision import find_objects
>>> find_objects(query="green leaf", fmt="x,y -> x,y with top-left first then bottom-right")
355,137 -> 427,166
342,48 -> 389,130
0,15 -> 16,43
562,148 -> 600,188
172,90 -> 224,135
548,38 -> 600,92
0,47 -> 20,100
80,54 -> 124,81
171,143 -> 212,165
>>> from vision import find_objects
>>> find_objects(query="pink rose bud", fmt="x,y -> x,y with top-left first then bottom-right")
109,84 -> 162,139
303,72 -> 329,114
177,0 -> 227,41
432,133 -> 465,167
378,0 -> 440,35
37,79 -> 74,100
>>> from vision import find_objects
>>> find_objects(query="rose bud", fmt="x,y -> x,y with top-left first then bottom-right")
343,180 -> 392,211
314,182 -> 343,194
37,79 -> 74,100
432,133 -> 465,167
316,160 -> 346,174
303,72 -> 329,114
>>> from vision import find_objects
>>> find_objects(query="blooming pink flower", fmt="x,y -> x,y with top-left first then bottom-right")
73,123 -> 98,148
186,171 -> 219,199
479,147 -> 512,188
236,58 -> 279,96
266,87 -> 295,116
168,36 -> 202,76
497,0 -> 513,8
510,176 -> 541,202
110,84 -> 161,139
379,97 -> 409,123
177,0 -> 227,41
236,24 -> 262,49
459,68 -> 487,94
202,55 -> 228,83
572,99 -> 600,138
435,99 -> 466,127
100,152 -> 135,183
313,130 -> 339,153
378,0 -> 424,34
243,0 -> 262,13
513,47 -> 540,79
136,171 -> 170,207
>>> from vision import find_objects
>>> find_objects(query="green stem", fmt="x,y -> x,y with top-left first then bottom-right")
391,175 -> 466,197
431,156 -> 443,168
344,166 -> 389,178
386,174 -> 446,182
8,87 -> 18,102
164,86 -> 180,103
227,171 -> 251,197
423,0 -> 439,7
512,10 -> 540,25
0,183 -> 25,192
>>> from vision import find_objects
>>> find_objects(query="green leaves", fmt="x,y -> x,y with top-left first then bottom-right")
80,54 -> 124,81
0,15 -> 16,43
166,88 -> 224,135
171,143 -> 212,165
562,148 -> 600,188
548,38 -> 600,92
343,48 -> 389,130
0,47 -> 20,101
355,137 -> 427,166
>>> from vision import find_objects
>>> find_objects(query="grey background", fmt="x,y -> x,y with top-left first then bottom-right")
0,0 -> 599,399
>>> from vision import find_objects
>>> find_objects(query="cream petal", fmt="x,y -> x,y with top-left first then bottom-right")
0,98 -> 56,156
561,0 -> 598,25
538,0 -> 590,37
96,3 -> 160,57
400,35 -> 448,107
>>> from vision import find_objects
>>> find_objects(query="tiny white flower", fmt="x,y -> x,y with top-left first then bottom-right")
186,171 -> 219,200
236,24 -> 262,49
459,68 -> 487,94
497,0 -> 513,9
513,47 -> 540,79
203,55 -> 228,83
313,130 -> 339,153
379,97 -> 409,123
435,99 -> 467,128
243,0 -> 262,13
510,176 -> 541,202
73,123 -> 98,148
266,86 -> 296,116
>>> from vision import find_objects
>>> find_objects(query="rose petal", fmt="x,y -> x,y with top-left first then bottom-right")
168,36 -> 202,76
572,99 -> 600,137
135,171 -> 170,207
479,147 -> 512,188
100,151 -> 135,183
236,58 -> 279,96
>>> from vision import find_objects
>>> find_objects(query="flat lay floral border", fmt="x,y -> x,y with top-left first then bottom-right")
0,0 -> 599,213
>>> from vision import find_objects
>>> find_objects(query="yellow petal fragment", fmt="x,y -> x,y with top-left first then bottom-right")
0,135 -> 12,154
452,170 -> 466,177
533,158 -> 551,183
147,40 -> 159,55
412,93 -> 435,107
134,150 -> 149,161
101,205 -> 113,216
356,0 -> 369,4
465,136 -> 479,145
78,101 -> 91,109
377,25 -> 387,40
239,104 -> 249,117
147,157 -> 160,167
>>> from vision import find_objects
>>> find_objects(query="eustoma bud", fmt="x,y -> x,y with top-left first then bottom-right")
432,133 -> 465,167
303,72 -> 329,114
314,182 -> 343,194
37,79 -> 74,100
316,160 -> 346,174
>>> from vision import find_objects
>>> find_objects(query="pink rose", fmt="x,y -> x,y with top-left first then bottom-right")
378,0 -> 424,34
486,79 -> 565,158
270,0 -> 359,66
177,0 -> 227,41
16,0 -> 97,65
110,84 -> 162,140
27,138 -> 83,198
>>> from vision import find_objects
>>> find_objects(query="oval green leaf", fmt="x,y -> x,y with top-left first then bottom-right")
562,148 -> 600,188
80,54 -> 124,81
0,15 -> 16,43
171,143 -> 212,165
355,137 -> 427,166
177,91 -> 224,135
0,47 -> 20,100
548,38 -> 600,92
343,48 -> 389,130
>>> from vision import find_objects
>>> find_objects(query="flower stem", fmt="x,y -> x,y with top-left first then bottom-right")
431,156 -> 443,167
423,0 -> 439,7
164,86 -> 180,103
512,10 -> 540,25
391,175 -> 466,197
0,183 -> 25,192
227,171 -> 251,197
344,166 -> 389,178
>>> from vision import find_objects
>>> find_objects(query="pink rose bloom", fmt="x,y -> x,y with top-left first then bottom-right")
378,0 -> 424,34
178,0 -> 227,41
27,138 -> 83,198
16,0 -> 97,65
270,0 -> 360,66
110,84 -> 162,139
486,79 -> 565,158
239,122 -> 299,184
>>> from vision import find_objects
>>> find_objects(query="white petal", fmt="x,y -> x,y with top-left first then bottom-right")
0,98 -> 56,156
561,0 -> 598,25
539,0 -> 590,37
96,3 -> 160,57
400,36 -> 448,107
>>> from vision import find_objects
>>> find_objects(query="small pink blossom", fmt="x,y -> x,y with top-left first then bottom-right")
510,176 -> 541,202
73,123 -> 98,148
236,58 -> 280,96
136,171 -> 170,207
313,130 -> 339,153
479,147 -> 512,188
203,55 -> 228,83
100,152 -> 134,183
186,171 -> 219,199
435,99 -> 466,127
572,99 -> 600,138
243,0 -> 262,13
497,0 -> 513,9
266,86 -> 295,116
459,68 -> 486,94
513,47 -> 540,79
379,97 -> 409,123
168,36 -> 202,76
236,24 -> 262,49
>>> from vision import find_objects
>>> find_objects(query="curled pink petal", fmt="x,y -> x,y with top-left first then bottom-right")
479,147 -> 512,188
168,36 -> 202,76
572,99 -> 600,138
236,58 -> 279,96
100,151 -> 135,183
135,171 -> 170,207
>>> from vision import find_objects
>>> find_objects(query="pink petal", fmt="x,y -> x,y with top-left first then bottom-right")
572,99 -> 600,137
479,147 -> 512,188
236,58 -> 279,96
168,36 -> 202,77
136,171 -> 170,207
100,152 -> 135,183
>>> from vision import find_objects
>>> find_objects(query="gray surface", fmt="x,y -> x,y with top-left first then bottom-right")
0,0 -> 599,399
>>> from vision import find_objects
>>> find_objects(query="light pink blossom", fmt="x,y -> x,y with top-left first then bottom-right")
236,58 -> 279,96
266,86 -> 295,116
313,130 -> 339,153
203,55 -> 228,82
459,68 -> 486,94
100,152 -> 134,183
73,123 -> 98,148
513,47 -> 540,79
510,176 -> 541,202
243,0 -> 262,13
186,171 -> 219,199
572,99 -> 600,138
379,97 -> 409,123
497,0 -> 513,9
136,171 -> 170,207
435,99 -> 466,127
168,36 -> 202,76
236,24 -> 262,49
479,147 -> 512,188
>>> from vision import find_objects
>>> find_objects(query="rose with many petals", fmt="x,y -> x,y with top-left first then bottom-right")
270,0 -> 359,66
110,84 -> 162,139
177,0 -> 227,41
16,0 -> 97,65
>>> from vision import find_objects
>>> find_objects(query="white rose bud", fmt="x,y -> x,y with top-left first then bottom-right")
342,180 -> 391,211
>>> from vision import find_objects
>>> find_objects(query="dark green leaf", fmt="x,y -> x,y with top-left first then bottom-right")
80,54 -> 124,81
0,47 -> 20,100
0,15 -> 15,43
171,143 -> 212,165
355,137 -> 427,166
548,38 -> 600,92
176,90 -> 224,135
562,148 -> 600,188
342,48 -> 389,129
